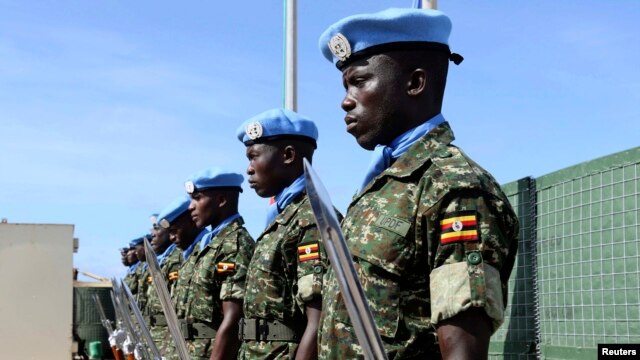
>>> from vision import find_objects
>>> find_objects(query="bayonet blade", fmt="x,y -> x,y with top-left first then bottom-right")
303,159 -> 388,360
144,237 -> 191,360
111,279 -> 143,357
121,280 -> 162,359
93,293 -> 114,334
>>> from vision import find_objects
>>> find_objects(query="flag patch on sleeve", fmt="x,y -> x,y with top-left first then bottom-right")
216,262 -> 235,274
439,211 -> 479,244
168,271 -> 179,281
147,276 -> 153,284
298,242 -> 320,262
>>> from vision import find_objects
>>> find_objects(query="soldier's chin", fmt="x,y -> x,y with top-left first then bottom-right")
354,135 -> 377,151
253,187 -> 270,198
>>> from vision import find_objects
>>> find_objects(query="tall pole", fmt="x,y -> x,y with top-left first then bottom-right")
421,0 -> 437,9
284,0 -> 297,111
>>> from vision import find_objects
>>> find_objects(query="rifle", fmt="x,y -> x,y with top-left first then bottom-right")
92,293 -> 124,360
112,279 -> 150,360
121,280 -> 162,359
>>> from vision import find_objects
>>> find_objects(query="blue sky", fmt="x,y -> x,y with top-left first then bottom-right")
1,1 -> 638,280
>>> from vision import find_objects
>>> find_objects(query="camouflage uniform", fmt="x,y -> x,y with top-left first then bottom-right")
123,264 -> 139,296
239,193 -> 330,359
164,220 -> 254,360
319,122 -> 519,359
144,246 -> 183,347
135,263 -> 150,311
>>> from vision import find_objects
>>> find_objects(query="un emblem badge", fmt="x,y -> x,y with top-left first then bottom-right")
328,33 -> 351,61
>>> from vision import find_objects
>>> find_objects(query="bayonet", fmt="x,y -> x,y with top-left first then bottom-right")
112,279 -> 149,360
93,293 -> 125,360
121,280 -> 162,359
144,237 -> 191,360
93,293 -> 114,334
109,288 -> 129,359
303,159 -> 388,360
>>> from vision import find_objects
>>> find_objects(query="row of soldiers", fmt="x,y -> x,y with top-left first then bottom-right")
116,7 -> 518,360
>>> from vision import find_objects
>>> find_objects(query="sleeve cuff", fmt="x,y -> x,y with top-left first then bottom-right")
430,261 -> 505,333
295,273 -> 322,306
220,282 -> 245,301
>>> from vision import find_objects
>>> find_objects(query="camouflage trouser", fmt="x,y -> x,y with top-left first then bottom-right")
148,325 -> 166,353
162,338 -> 213,360
238,340 -> 299,359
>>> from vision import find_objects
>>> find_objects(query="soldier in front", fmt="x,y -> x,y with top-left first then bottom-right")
317,8 -> 519,359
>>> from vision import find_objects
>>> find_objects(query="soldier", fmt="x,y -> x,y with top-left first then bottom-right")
236,108 -> 336,359
125,238 -> 143,296
133,234 -> 153,311
145,212 -> 183,348
317,8 -> 519,359
122,245 -> 138,292
155,195 -> 209,358
171,167 -> 256,359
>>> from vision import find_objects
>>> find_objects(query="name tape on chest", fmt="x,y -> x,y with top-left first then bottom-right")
298,242 -> 320,262
216,262 -> 236,274
168,271 -> 179,281
374,215 -> 411,237
440,211 -> 479,244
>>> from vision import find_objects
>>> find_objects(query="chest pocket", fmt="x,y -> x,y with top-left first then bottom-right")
189,247 -> 221,322
248,233 -> 288,319
341,211 -> 415,339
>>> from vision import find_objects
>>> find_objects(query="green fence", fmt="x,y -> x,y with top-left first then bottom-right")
490,177 -> 538,359
74,286 -> 115,359
491,147 -> 640,359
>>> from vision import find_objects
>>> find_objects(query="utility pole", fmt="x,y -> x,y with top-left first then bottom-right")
284,0 -> 297,111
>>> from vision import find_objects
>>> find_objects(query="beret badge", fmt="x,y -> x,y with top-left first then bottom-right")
328,33 -> 351,61
185,181 -> 195,194
246,122 -> 263,140
159,218 -> 171,229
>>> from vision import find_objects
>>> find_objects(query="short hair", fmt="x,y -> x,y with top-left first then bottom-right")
387,49 -> 449,102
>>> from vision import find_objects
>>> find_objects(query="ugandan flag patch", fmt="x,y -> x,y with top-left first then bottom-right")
298,242 -> 320,262
440,211 -> 479,244
216,262 -> 235,274
168,271 -> 179,281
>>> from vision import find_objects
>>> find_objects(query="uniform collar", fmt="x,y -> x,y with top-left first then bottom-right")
201,215 -> 243,251
260,192 -> 307,235
183,229 -> 208,260
352,121 -> 455,201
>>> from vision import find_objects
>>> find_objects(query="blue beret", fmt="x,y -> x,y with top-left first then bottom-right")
319,8 -> 462,69
236,108 -> 318,146
157,195 -> 191,229
129,237 -> 144,247
184,167 -> 244,194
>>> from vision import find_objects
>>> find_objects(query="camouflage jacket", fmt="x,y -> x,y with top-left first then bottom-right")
319,122 -> 519,359
239,193 -> 331,360
162,229 -> 206,358
145,245 -> 183,345
123,265 -> 139,295
171,229 -> 208,309
135,263 -> 150,311
165,222 -> 254,360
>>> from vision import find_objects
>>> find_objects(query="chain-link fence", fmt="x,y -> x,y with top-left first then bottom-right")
491,147 -> 639,359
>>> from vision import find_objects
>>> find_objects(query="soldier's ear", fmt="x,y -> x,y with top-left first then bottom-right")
406,68 -> 427,97
217,193 -> 227,208
283,145 -> 296,165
